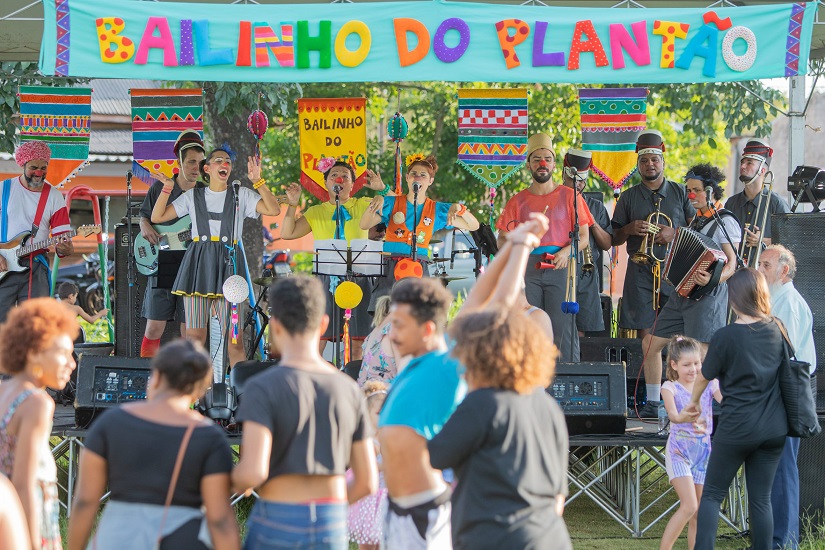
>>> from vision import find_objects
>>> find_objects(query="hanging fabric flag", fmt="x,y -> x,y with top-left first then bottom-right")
298,98 -> 367,201
18,86 -> 92,187
456,88 -> 528,188
130,88 -> 203,185
579,88 -> 648,193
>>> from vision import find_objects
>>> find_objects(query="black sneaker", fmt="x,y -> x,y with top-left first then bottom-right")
629,401 -> 659,419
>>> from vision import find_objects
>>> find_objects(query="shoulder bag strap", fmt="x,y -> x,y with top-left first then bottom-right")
155,422 -> 197,547
774,317 -> 797,359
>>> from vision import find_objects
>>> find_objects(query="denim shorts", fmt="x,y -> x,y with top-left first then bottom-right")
243,500 -> 348,550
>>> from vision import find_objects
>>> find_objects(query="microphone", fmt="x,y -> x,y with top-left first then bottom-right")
705,186 -> 714,198
126,170 -> 133,186
332,185 -> 342,195
232,179 -> 241,192
450,229 -> 457,269
413,182 -> 421,193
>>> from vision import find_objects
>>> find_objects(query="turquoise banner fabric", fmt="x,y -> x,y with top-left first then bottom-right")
40,0 -> 815,84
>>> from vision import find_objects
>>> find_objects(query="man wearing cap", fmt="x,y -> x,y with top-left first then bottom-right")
496,133 -> 594,362
561,149 -> 613,335
137,130 -> 205,357
725,138 -> 789,265
611,130 -> 695,417
0,141 -> 73,322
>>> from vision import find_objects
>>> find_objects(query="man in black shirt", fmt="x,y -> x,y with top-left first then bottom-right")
724,138 -> 789,267
561,149 -> 612,335
611,130 -> 694,417
137,130 -> 204,357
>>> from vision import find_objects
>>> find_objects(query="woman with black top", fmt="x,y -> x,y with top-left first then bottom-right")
68,340 -> 239,550
685,268 -> 787,550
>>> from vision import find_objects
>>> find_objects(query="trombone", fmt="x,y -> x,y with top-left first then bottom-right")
630,206 -> 672,310
738,171 -> 774,268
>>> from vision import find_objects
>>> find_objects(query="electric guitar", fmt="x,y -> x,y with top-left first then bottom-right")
0,225 -> 102,283
133,216 -> 192,276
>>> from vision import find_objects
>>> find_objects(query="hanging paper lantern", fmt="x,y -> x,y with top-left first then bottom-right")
394,258 -> 423,281
387,112 -> 408,142
247,109 -> 268,158
335,281 -> 363,310
222,275 -> 249,303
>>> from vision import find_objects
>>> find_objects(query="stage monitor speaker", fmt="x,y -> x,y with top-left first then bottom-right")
549,362 -> 627,435
799,416 -> 825,531
74,354 -> 151,426
114,223 -> 181,357
772,213 -> 825,411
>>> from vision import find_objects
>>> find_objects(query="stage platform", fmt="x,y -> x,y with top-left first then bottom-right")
49,404 -> 748,538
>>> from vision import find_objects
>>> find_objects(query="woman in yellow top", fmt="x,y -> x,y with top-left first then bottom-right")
281,158 -> 386,359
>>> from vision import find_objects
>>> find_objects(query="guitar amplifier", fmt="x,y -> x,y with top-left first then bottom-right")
548,362 -> 627,435
74,354 -> 152,426
114,223 -> 181,357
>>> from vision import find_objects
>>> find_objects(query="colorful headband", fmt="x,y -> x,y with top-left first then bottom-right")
405,153 -> 432,169
316,156 -> 337,174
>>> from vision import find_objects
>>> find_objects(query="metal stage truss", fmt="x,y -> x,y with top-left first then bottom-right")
567,433 -> 748,537
50,405 -> 749,537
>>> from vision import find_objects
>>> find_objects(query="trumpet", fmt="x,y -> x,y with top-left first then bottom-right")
738,171 -> 774,268
630,204 -> 672,311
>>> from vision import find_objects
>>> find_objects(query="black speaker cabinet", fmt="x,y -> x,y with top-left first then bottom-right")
549,362 -> 627,435
74,354 -> 152,426
799,416 -> 825,531
772,213 -> 825,411
114,223 -> 181,357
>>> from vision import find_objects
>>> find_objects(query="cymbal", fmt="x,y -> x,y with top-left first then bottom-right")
252,277 -> 276,286
429,239 -> 443,245
434,276 -> 466,282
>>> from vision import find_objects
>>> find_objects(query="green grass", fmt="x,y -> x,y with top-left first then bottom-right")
78,318 -> 111,343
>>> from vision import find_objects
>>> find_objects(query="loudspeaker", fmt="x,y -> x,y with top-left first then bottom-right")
799,416 -> 825,531
114,223 -> 181,357
74,354 -> 152,426
772,213 -> 825,411
549,362 -> 627,435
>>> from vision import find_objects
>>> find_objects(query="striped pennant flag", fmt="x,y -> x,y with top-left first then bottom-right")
456,88 -> 528,188
18,86 -> 92,187
130,88 -> 203,185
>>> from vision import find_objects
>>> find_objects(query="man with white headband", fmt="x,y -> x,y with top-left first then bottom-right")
611,129 -> 695,418
0,141 -> 73,321
724,138 -> 789,260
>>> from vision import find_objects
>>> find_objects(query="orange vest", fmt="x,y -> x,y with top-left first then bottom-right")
385,197 -> 437,255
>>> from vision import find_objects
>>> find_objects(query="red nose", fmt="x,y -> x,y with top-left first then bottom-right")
335,177 -> 344,184
33,170 -> 44,177
688,192 -> 696,200
539,160 -> 548,168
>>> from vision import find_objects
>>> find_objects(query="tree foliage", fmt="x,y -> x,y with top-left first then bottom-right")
0,62 -> 88,154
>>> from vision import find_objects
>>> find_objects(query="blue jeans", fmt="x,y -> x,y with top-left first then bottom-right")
771,437 -> 801,549
243,500 -> 348,550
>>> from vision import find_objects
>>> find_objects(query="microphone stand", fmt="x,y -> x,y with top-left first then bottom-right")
333,186 -> 342,369
706,198 -> 745,269
411,182 -> 420,264
126,170 -> 135,358
566,172 -> 581,361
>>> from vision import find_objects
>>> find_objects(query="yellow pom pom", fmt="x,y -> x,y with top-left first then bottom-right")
334,281 -> 363,310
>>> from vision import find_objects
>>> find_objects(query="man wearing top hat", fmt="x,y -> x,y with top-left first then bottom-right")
496,133 -> 594,362
611,130 -> 695,417
137,130 -> 205,357
561,149 -> 613,335
724,138 -> 789,261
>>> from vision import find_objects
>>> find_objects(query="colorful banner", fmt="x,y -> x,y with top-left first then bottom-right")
457,88 -> 528,188
579,87 -> 648,192
40,1 -> 815,84
130,88 -> 203,185
19,86 -> 92,187
298,98 -> 367,201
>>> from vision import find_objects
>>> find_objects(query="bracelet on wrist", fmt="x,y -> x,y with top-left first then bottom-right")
377,183 -> 391,197
253,178 -> 266,190
455,203 -> 468,216
160,187 -> 172,195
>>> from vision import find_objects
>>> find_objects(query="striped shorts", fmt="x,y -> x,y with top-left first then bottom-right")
182,295 -> 228,330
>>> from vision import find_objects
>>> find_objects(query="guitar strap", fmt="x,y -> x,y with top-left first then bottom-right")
29,184 -> 52,298
0,178 -> 10,242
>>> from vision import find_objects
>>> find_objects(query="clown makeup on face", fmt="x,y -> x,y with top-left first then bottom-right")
23,161 -> 49,187
204,152 -> 232,185
406,163 -> 434,196
529,149 -> 555,184
325,164 -> 355,203
685,178 -> 709,211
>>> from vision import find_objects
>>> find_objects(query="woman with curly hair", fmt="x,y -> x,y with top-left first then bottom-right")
0,298 -> 79,549
427,213 -> 571,549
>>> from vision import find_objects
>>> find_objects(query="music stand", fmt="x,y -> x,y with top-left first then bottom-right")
313,240 -> 386,368
153,250 -> 186,289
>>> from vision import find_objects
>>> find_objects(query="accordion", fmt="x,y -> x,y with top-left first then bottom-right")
663,227 -> 728,300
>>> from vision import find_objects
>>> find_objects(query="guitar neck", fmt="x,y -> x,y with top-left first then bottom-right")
19,230 -> 78,257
